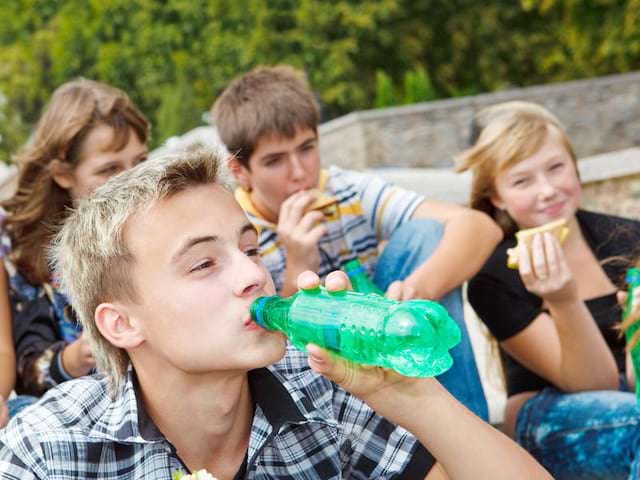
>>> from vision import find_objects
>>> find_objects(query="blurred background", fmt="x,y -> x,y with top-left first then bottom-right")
1,0 -> 640,163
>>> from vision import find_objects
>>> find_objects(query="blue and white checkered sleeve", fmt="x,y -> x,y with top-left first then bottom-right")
331,386 -> 424,478
0,422 -> 45,479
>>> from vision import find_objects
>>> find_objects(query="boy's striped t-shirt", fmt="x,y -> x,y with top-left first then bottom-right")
235,166 -> 424,293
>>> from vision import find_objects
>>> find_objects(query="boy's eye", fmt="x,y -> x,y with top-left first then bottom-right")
245,248 -> 260,258
98,165 -> 121,176
300,143 -> 316,152
190,260 -> 215,273
264,156 -> 282,167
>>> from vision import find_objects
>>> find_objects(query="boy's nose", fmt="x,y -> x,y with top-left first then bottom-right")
235,253 -> 268,297
289,155 -> 306,181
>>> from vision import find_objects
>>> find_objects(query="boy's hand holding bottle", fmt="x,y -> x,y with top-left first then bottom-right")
299,270 -> 458,438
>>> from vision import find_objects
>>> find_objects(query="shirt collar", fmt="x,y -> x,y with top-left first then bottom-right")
85,367 -> 151,444
88,364 -> 337,444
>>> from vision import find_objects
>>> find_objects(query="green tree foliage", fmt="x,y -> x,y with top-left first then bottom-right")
375,67 -> 437,108
0,0 -> 639,161
374,71 -> 399,108
404,66 -> 437,104
0,93 -> 27,164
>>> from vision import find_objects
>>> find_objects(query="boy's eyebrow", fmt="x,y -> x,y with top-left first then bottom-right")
171,235 -> 219,263
258,135 -> 317,163
171,224 -> 257,263
258,151 -> 284,163
240,223 -> 259,237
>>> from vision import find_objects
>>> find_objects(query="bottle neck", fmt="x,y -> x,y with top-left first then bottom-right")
344,261 -> 383,296
250,295 -> 290,332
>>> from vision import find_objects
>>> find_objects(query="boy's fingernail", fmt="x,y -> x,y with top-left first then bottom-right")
308,352 -> 323,363
306,345 -> 324,363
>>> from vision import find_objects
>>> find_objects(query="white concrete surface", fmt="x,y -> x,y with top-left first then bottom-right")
463,286 -> 506,424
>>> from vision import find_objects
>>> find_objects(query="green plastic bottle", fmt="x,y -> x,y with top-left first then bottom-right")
623,267 -> 640,404
342,259 -> 385,296
250,286 -> 461,377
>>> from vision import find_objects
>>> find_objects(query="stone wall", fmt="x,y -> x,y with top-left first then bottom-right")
319,71 -> 640,169
582,174 -> 640,220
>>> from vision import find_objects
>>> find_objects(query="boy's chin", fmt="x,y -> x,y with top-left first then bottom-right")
257,336 -> 288,366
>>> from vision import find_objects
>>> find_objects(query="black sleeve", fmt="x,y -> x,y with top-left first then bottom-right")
398,443 -> 436,479
467,246 -> 544,341
11,292 -> 70,396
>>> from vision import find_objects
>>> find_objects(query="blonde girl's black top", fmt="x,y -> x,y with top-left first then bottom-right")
468,209 -> 640,396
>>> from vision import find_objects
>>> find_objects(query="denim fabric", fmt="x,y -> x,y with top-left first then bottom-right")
373,219 -> 489,421
6,395 -> 37,419
516,380 -> 640,480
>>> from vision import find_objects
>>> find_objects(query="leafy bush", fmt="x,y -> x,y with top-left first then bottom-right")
0,0 -> 638,161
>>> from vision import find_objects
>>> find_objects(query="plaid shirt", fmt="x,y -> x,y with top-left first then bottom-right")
0,346 -> 433,479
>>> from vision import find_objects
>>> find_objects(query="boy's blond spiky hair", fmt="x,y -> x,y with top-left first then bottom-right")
50,145 -> 233,394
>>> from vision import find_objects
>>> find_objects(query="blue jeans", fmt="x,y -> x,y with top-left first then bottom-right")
373,219 -> 489,421
516,379 -> 640,479
6,395 -> 37,419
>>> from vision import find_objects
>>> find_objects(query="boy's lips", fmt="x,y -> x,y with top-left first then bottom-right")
243,310 -> 266,331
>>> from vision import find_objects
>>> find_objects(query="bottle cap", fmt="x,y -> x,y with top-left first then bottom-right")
251,296 -> 271,328
627,268 -> 640,284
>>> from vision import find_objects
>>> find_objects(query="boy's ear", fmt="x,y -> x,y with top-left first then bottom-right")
49,159 -> 75,190
229,156 -> 252,190
95,303 -> 144,350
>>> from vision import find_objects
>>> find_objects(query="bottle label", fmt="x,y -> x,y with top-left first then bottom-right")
346,265 -> 366,278
323,326 -> 341,352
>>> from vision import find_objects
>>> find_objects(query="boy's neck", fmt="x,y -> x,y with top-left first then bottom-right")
248,191 -> 278,223
136,366 -> 254,478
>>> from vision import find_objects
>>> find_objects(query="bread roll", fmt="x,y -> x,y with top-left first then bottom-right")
305,189 -> 337,211
507,218 -> 569,269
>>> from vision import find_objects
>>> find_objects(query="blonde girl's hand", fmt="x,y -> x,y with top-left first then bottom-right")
518,232 -> 577,304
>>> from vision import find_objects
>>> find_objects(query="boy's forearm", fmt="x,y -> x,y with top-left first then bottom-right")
307,340 -> 549,479
405,211 -> 502,299
549,299 -> 619,391
366,380 -> 550,479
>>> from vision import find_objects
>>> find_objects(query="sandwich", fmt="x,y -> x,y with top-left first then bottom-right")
507,218 -> 569,269
305,188 -> 337,212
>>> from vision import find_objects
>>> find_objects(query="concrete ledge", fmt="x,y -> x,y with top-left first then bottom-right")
369,147 -> 640,204
368,168 -> 472,204
578,148 -> 640,183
